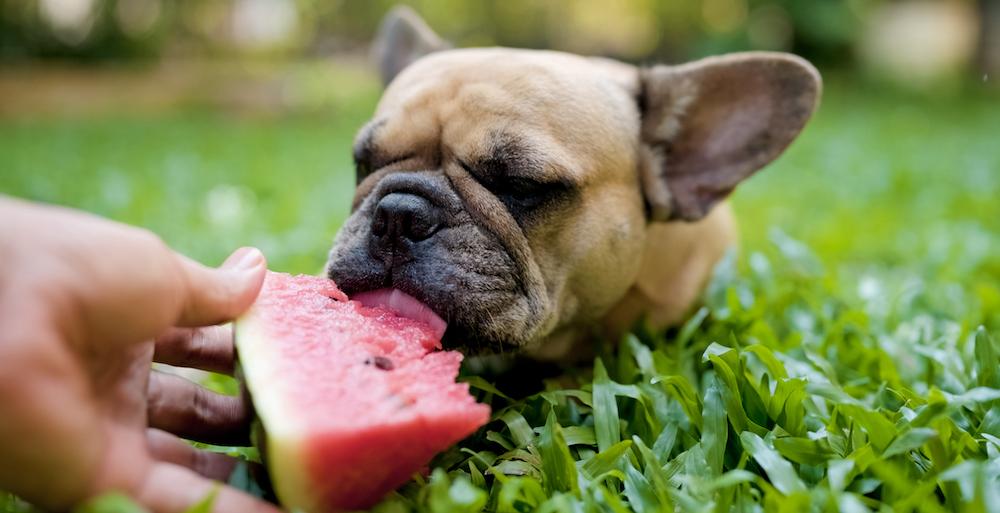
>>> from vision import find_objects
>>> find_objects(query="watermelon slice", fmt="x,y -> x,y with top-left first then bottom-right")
235,272 -> 490,512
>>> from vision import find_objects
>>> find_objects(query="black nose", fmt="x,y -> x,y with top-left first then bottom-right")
371,192 -> 442,247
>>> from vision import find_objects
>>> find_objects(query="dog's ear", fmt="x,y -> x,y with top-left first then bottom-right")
639,52 -> 820,221
373,6 -> 450,87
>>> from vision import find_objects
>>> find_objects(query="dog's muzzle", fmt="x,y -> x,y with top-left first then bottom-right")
328,171 -> 532,352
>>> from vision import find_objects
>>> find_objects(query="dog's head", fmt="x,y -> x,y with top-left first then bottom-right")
327,7 -> 820,354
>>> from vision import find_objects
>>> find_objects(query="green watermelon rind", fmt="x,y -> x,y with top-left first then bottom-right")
235,313 -> 317,513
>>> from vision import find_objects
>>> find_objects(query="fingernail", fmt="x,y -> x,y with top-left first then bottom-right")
222,247 -> 265,272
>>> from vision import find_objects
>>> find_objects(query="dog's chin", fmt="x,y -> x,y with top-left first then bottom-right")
439,323 -> 524,355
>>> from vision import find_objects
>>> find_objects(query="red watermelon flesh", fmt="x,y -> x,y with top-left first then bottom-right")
235,272 -> 490,512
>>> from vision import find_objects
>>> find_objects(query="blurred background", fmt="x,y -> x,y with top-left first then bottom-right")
0,0 -> 998,329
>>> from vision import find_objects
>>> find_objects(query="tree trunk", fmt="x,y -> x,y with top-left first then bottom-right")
978,0 -> 1000,78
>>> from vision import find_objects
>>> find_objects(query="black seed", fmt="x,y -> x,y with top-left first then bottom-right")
363,356 -> 394,370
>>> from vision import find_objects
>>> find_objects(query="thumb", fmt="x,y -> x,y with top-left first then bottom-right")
174,247 -> 267,327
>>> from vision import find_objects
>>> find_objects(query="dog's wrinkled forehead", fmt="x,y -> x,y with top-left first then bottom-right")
354,118 -> 546,182
352,48 -> 640,184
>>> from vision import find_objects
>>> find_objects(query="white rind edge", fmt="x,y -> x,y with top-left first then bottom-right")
235,315 -> 317,513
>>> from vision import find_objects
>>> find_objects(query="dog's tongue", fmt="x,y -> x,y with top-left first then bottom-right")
352,288 -> 447,340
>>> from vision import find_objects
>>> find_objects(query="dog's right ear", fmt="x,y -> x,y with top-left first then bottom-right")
373,6 -> 450,87
637,53 -> 820,222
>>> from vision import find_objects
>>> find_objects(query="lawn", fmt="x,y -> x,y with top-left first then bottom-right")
1,71 -> 999,512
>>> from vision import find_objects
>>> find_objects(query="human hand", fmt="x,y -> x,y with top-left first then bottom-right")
0,197 -> 280,513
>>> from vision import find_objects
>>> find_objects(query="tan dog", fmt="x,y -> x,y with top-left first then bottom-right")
326,7 -> 820,360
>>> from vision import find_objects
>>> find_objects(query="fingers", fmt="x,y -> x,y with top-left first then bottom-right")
155,325 -> 236,375
147,429 -> 239,482
147,372 -> 250,445
174,248 -> 267,328
135,462 -> 282,513
4,201 -> 266,349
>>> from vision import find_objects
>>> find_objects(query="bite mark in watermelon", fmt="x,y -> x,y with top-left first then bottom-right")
235,272 -> 490,512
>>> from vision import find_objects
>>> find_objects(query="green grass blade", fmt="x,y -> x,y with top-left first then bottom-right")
739,432 -> 807,495
537,411 -> 580,494
593,358 -> 621,452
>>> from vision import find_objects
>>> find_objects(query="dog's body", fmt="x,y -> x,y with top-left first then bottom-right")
326,8 -> 819,360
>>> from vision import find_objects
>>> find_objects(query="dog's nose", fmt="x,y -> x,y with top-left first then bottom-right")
371,192 -> 442,244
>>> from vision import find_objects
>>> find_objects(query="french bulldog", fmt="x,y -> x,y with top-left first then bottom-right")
326,7 -> 820,361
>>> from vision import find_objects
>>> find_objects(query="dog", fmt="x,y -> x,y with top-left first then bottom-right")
326,7 -> 820,361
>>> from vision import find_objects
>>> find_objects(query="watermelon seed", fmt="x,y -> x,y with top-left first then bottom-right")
364,356 -> 395,370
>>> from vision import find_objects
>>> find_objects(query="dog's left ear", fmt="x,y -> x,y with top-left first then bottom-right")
639,52 -> 820,221
372,6 -> 451,87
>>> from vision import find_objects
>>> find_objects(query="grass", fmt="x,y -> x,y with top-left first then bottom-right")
1,72 -> 999,512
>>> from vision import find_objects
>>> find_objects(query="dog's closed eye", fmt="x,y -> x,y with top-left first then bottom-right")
491,176 -> 554,210
458,159 -> 573,219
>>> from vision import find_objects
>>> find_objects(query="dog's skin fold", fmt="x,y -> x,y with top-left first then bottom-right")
326,6 -> 821,361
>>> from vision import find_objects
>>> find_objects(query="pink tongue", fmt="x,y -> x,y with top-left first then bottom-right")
352,289 -> 448,340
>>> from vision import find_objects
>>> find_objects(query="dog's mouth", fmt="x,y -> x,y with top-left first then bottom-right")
352,288 -> 449,340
